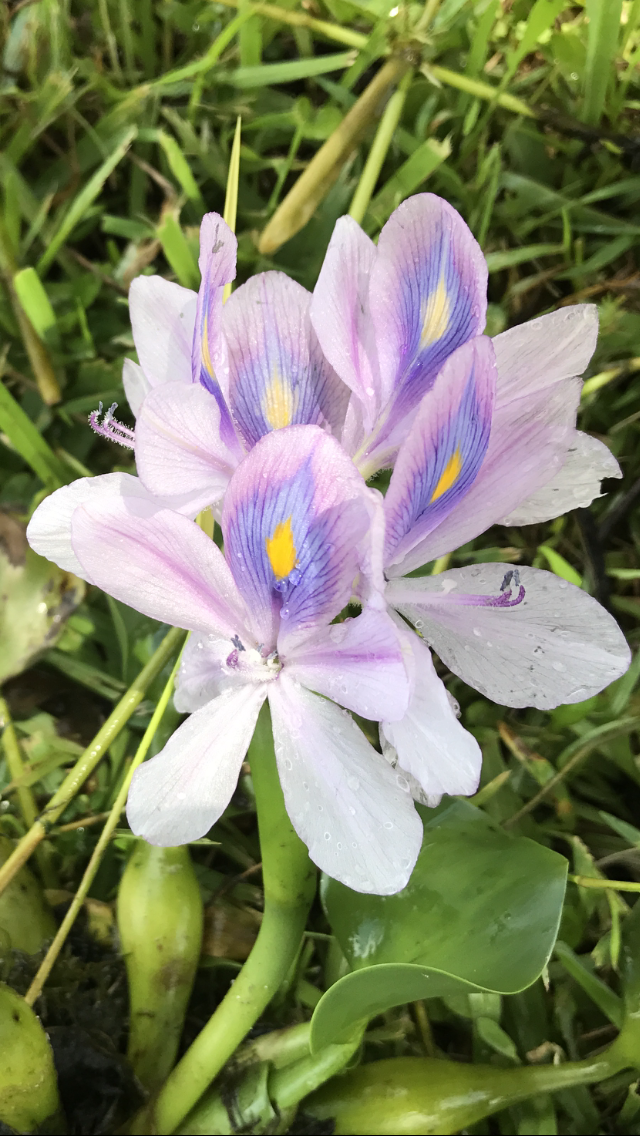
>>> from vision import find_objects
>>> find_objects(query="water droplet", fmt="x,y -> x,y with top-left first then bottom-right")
349,807 -> 356,816
347,776 -> 359,790
384,820 -> 393,830
472,627 -> 482,638
284,758 -> 292,770
396,775 -> 410,791
533,645 -> 544,656
552,661 -> 567,672
324,832 -> 331,841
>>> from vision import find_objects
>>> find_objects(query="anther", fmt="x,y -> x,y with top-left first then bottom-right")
89,402 -> 135,449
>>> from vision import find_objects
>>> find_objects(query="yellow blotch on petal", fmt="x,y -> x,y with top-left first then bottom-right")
431,448 -> 462,502
263,375 -> 294,430
202,314 -> 215,377
266,517 -> 297,580
420,278 -> 450,347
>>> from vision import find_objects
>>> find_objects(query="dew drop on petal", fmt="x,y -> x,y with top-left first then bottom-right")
552,661 -> 567,672
347,776 -> 359,790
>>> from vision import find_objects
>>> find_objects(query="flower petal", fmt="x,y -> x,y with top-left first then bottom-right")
223,271 -> 348,449
191,213 -> 239,449
361,193 -> 487,466
71,496 -> 248,635
387,564 -> 631,709
493,304 -> 598,404
380,621 -> 481,803
384,337 -> 496,570
269,675 -> 422,894
387,377 -> 581,573
135,381 -> 240,511
129,275 -> 196,387
222,425 -> 370,650
122,358 -> 150,417
310,216 -> 380,432
127,685 -> 266,844
27,472 -> 151,581
500,431 -> 622,526
284,607 -> 409,722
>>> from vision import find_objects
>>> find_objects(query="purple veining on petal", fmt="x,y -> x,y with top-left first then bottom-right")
191,213 -> 240,454
384,338 -> 496,568
89,403 -> 135,449
415,569 -> 526,609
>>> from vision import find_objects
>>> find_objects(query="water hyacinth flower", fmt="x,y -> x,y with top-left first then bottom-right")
371,335 -> 630,790
107,212 -> 349,516
29,426 -> 438,895
310,193 -> 621,518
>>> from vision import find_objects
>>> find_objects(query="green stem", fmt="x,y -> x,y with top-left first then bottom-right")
348,69 -> 413,226
128,707 -> 316,1135
0,626 -> 185,899
24,652 -> 183,1007
0,695 -> 56,887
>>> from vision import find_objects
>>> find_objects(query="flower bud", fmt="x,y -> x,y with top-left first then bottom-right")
0,834 -> 56,954
0,982 -> 64,1133
117,841 -> 203,1093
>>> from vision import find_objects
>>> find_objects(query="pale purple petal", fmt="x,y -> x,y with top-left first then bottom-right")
284,607 -> 409,723
122,358 -> 150,417
493,304 -> 598,404
27,472 -> 151,581
71,497 -> 248,636
387,564 -> 631,709
387,377 -> 581,573
360,193 -> 487,468
222,426 -> 370,651
310,216 -> 380,432
129,275 -> 196,387
500,431 -> 622,526
380,620 -> 481,803
223,271 -> 348,448
135,381 -> 241,512
126,685 -> 266,844
269,674 -> 422,894
193,212 -> 237,391
384,337 -> 496,571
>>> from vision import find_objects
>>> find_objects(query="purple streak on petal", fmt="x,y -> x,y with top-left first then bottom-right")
89,402 -> 135,449
363,194 -> 487,462
310,216 -> 380,432
222,426 -> 369,649
223,272 -> 348,449
384,337 -> 496,569
192,212 -> 239,452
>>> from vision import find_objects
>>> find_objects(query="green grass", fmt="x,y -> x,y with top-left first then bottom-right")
1,1 -> 640,1133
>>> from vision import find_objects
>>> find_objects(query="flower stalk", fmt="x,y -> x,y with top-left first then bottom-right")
128,706 -> 316,1136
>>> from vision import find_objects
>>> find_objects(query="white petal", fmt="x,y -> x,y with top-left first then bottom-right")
493,305 -> 598,403
284,607 -> 409,723
388,565 -> 631,710
126,685 -> 267,844
129,275 -> 197,388
122,358 -> 150,417
381,622 -> 481,801
135,381 -> 239,511
27,472 -> 147,581
269,675 -> 422,895
500,431 -> 622,526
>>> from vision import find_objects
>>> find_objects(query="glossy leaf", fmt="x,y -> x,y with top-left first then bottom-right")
311,800 -> 567,1048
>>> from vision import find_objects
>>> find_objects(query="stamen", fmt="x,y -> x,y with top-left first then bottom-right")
89,403 -> 135,449
231,634 -> 246,652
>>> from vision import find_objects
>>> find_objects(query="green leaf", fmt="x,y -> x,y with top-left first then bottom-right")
311,800 -> 567,1049
0,514 -> 84,684
37,126 -> 137,275
12,268 -> 57,343
228,51 -> 355,88
0,381 -> 68,488
537,544 -> 582,587
156,212 -> 199,289
365,137 -> 451,231
156,131 -> 204,204
583,0 -> 623,125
